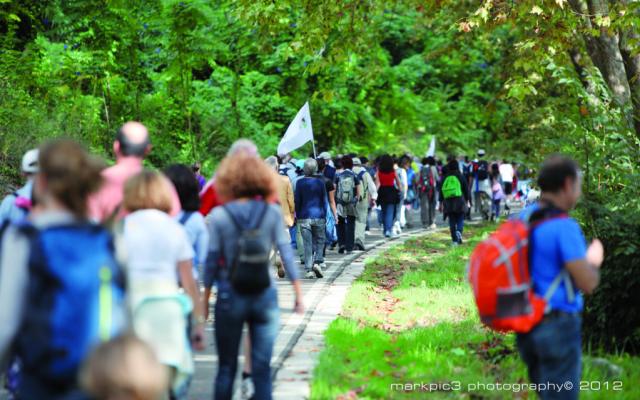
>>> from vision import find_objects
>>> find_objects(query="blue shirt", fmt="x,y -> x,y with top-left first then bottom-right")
523,204 -> 587,312
295,177 -> 327,220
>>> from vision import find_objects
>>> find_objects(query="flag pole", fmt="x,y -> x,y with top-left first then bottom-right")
310,101 -> 317,158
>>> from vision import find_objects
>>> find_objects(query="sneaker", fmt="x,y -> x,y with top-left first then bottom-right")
305,271 -> 316,279
241,376 -> 255,399
456,230 -> 463,244
312,264 -> 324,278
429,223 -> 437,230
316,262 -> 328,271
338,247 -> 346,254
384,231 -> 391,238
354,241 -> 365,251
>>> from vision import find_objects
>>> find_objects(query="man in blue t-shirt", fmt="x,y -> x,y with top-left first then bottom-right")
518,155 -> 604,399
295,158 -> 327,279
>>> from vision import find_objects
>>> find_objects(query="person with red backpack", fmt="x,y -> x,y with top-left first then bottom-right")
416,156 -> 439,229
468,155 -> 603,399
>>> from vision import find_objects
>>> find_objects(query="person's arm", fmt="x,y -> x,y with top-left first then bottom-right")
178,259 -> 205,350
375,172 -> 381,189
394,173 -> 402,191
195,218 -> 210,270
273,208 -> 304,313
557,221 -> 602,294
565,239 -> 603,294
328,189 -> 338,220
0,228 -> 30,368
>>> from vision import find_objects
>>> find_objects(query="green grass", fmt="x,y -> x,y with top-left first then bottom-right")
311,225 -> 640,399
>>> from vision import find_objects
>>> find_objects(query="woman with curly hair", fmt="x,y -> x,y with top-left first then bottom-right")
203,150 -> 304,400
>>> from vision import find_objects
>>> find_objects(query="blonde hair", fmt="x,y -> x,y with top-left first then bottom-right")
215,154 -> 278,203
38,139 -> 104,218
80,334 -> 169,400
123,170 -> 173,214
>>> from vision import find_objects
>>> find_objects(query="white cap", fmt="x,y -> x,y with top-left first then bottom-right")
353,157 -> 362,166
21,148 -> 39,174
318,151 -> 331,160
477,149 -> 486,157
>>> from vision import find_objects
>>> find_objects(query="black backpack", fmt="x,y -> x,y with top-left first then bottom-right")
223,203 -> 272,294
476,160 -> 489,180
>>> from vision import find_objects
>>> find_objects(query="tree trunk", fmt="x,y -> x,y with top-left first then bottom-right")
568,0 -> 634,130
618,0 -> 640,136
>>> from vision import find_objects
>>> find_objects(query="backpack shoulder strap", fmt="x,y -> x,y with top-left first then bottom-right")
252,202 -> 270,230
222,205 -> 241,232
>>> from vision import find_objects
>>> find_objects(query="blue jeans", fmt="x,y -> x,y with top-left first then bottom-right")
214,284 -> 280,400
448,212 -> 464,243
381,203 -> 395,235
289,225 -> 297,249
492,199 -> 501,218
299,218 -> 325,271
516,313 -> 581,400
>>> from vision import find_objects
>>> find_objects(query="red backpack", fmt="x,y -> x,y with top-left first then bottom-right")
467,207 -> 568,333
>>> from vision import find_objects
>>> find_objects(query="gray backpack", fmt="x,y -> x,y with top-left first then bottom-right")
336,171 -> 357,205
223,203 -> 272,294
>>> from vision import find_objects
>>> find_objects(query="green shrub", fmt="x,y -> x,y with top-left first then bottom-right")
582,202 -> 640,354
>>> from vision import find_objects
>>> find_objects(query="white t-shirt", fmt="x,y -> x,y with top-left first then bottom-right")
499,163 -> 514,183
124,209 -> 194,283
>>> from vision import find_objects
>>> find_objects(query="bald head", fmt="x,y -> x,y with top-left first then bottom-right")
116,122 -> 150,158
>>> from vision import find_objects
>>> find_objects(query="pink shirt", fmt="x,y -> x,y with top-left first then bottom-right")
88,157 -> 181,222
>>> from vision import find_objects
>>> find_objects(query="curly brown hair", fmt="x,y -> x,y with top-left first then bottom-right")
215,154 -> 278,203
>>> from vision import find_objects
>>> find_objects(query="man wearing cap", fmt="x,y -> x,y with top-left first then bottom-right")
352,157 -> 377,250
0,149 -> 39,224
318,151 -> 336,182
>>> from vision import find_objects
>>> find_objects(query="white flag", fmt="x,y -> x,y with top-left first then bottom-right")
277,102 -> 314,156
426,136 -> 436,157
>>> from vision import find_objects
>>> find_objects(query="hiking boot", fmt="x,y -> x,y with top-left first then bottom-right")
305,271 -> 316,279
312,264 -> 324,278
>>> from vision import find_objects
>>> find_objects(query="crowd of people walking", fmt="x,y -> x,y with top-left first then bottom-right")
0,122 -> 536,400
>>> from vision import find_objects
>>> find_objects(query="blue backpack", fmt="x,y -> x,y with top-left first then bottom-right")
15,223 -> 127,388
